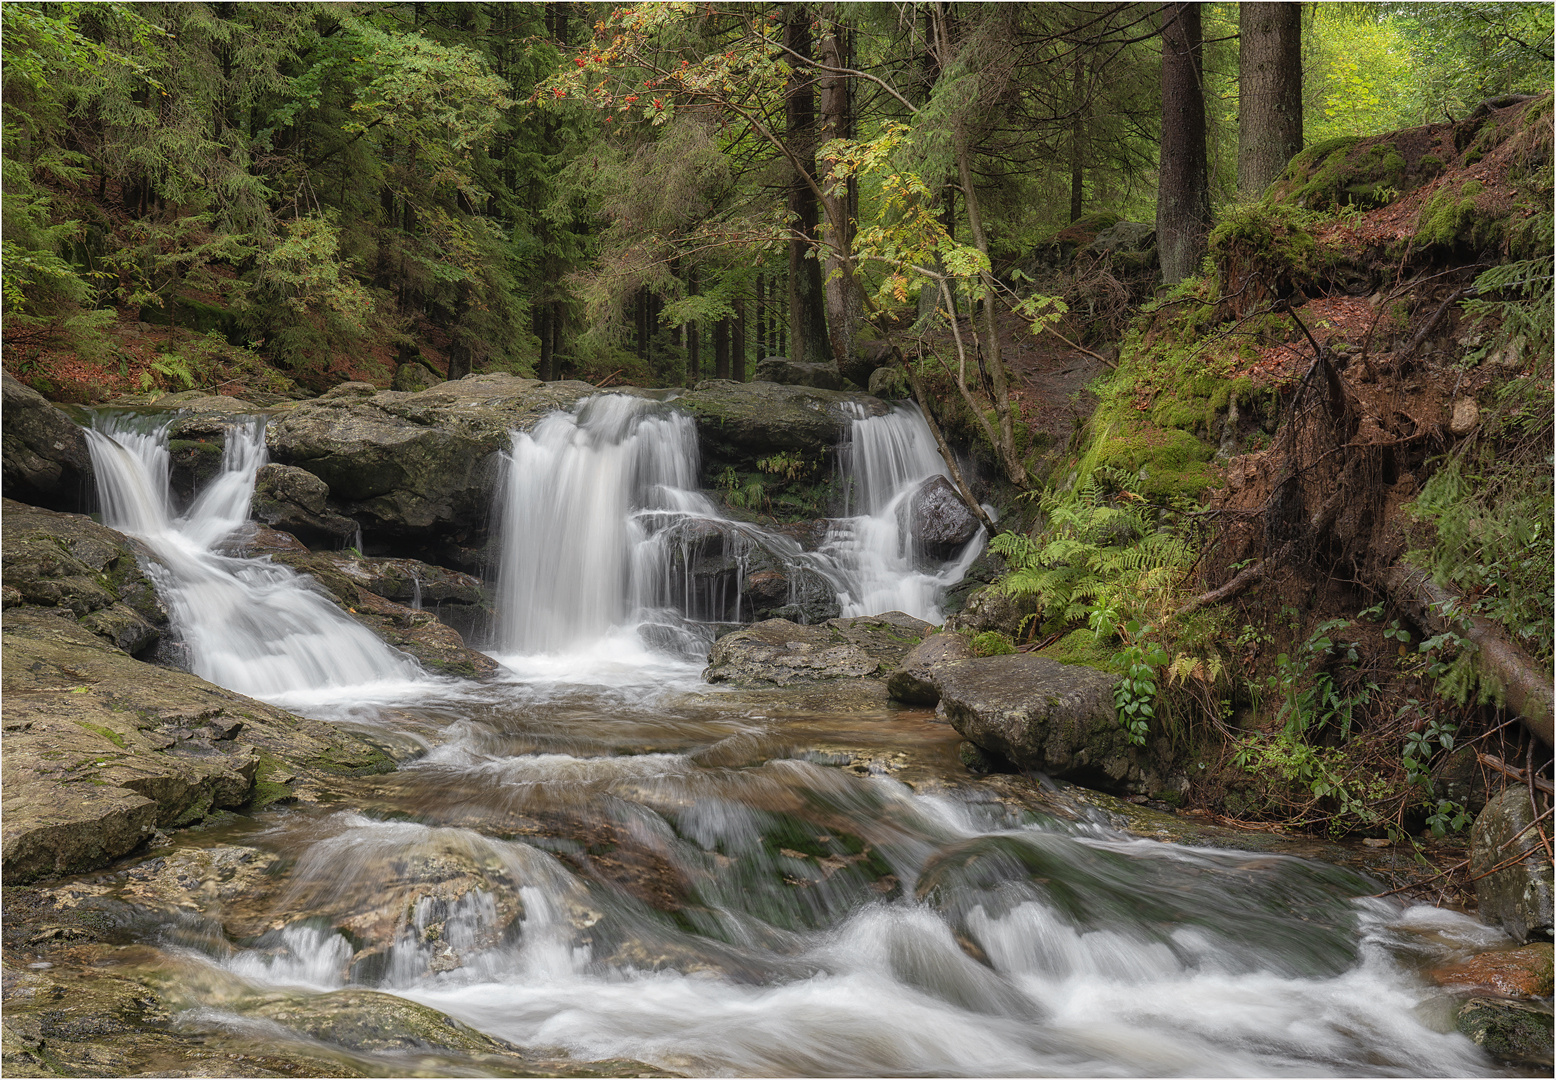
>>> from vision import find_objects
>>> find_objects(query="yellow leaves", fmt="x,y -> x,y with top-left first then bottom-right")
890,274 -> 909,303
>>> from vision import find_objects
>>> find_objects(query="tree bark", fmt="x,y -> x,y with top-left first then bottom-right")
1069,51 -> 1087,223
714,316 -> 730,381
1157,2 -> 1211,286
537,303 -> 553,381
784,6 -> 833,365
818,9 -> 864,365
732,298 -> 747,382
1237,2 -> 1303,199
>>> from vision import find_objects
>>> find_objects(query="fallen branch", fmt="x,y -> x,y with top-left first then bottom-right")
899,349 -> 998,536
1383,563 -> 1555,749
1174,559 -> 1264,618
1477,751 -> 1556,796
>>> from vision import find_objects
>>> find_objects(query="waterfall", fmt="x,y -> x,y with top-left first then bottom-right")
826,403 -> 986,622
85,415 -> 427,706
492,396 -> 982,659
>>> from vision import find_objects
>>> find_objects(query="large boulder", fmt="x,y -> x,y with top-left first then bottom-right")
704,612 -> 932,687
1472,787 -> 1554,943
944,580 -> 1040,637
1,609 -> 396,883
886,631 -> 976,705
678,379 -> 888,469
933,654 -> 1156,793
1,498 -> 167,656
265,374 -> 600,545
2,373 -> 94,512
753,356 -> 844,391
251,463 -> 360,546
900,474 -> 981,559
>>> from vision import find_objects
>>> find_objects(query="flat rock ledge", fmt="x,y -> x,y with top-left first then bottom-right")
932,653 -> 1157,794
704,612 -> 932,687
1,610 -> 397,884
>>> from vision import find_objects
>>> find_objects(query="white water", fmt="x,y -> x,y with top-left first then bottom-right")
78,405 -> 1508,1078
85,415 -> 430,707
492,395 -> 982,666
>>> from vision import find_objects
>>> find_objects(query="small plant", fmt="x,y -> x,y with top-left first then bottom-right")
970,630 -> 1016,657
1114,620 -> 1169,746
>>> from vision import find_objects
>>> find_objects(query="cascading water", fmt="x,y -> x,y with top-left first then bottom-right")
491,395 -> 982,664
827,402 -> 986,621
47,407 -> 1512,1078
85,414 -> 428,707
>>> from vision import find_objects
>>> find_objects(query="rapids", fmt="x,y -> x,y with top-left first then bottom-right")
73,402 -> 1510,1077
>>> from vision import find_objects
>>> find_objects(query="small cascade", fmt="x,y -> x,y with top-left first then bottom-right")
826,403 -> 985,622
493,395 -> 982,661
86,415 -> 427,705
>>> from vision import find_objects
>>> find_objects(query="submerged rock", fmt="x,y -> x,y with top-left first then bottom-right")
933,654 -> 1157,794
1,373 -> 94,513
1471,787 -> 1554,943
1454,997 -> 1554,1069
887,631 -> 976,706
704,612 -> 932,687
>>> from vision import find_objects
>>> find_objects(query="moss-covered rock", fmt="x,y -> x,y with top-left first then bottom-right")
1,373 -> 95,514
704,612 -> 931,687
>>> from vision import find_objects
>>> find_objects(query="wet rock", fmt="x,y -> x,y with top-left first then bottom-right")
678,379 -> 888,469
1,499 -> 167,656
753,357 -> 844,391
268,550 -> 497,678
704,612 -> 932,687
934,654 -> 1155,794
1471,787 -> 1554,943
251,463 -> 360,546
1453,998 -> 1554,1068
943,580 -> 1039,638
1431,942 -> 1554,998
266,374 -> 601,544
322,552 -> 484,606
1,610 -> 396,883
1,373 -> 94,513
900,475 -> 981,559
887,631 -> 976,705
940,550 -> 1007,620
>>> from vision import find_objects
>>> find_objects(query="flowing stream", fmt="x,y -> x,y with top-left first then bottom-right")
77,403 -> 1508,1077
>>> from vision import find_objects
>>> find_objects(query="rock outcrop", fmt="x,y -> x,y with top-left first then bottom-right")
251,462 -> 360,546
2,373 -> 94,513
887,632 -> 976,705
264,375 -> 601,547
704,612 -> 932,687
933,654 -> 1158,793
1,610 -> 396,883
752,356 -> 844,391
2,499 -> 168,656
1472,786 -> 1554,943
678,379 -> 888,471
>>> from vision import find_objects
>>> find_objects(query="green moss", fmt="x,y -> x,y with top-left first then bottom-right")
247,753 -> 298,810
1042,628 -> 1115,669
971,630 -> 1016,657
170,788 -> 215,828
72,720 -> 126,748
1414,179 -> 1500,251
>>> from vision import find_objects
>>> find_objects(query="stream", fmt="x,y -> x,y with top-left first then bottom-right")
66,398 -> 1510,1077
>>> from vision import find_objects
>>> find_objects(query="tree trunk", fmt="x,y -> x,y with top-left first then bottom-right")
713,317 -> 730,380
537,303 -> 553,381
686,266 -> 700,386
784,6 -> 832,365
1156,2 -> 1211,286
732,298 -> 747,381
1069,52 -> 1086,223
1237,2 -> 1303,199
818,9 -> 863,365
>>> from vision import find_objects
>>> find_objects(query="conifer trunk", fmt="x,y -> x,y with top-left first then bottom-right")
1157,2 -> 1211,286
1237,2 -> 1303,199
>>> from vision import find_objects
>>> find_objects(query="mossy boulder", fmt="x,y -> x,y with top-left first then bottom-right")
1,373 -> 95,513
678,379 -> 888,471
